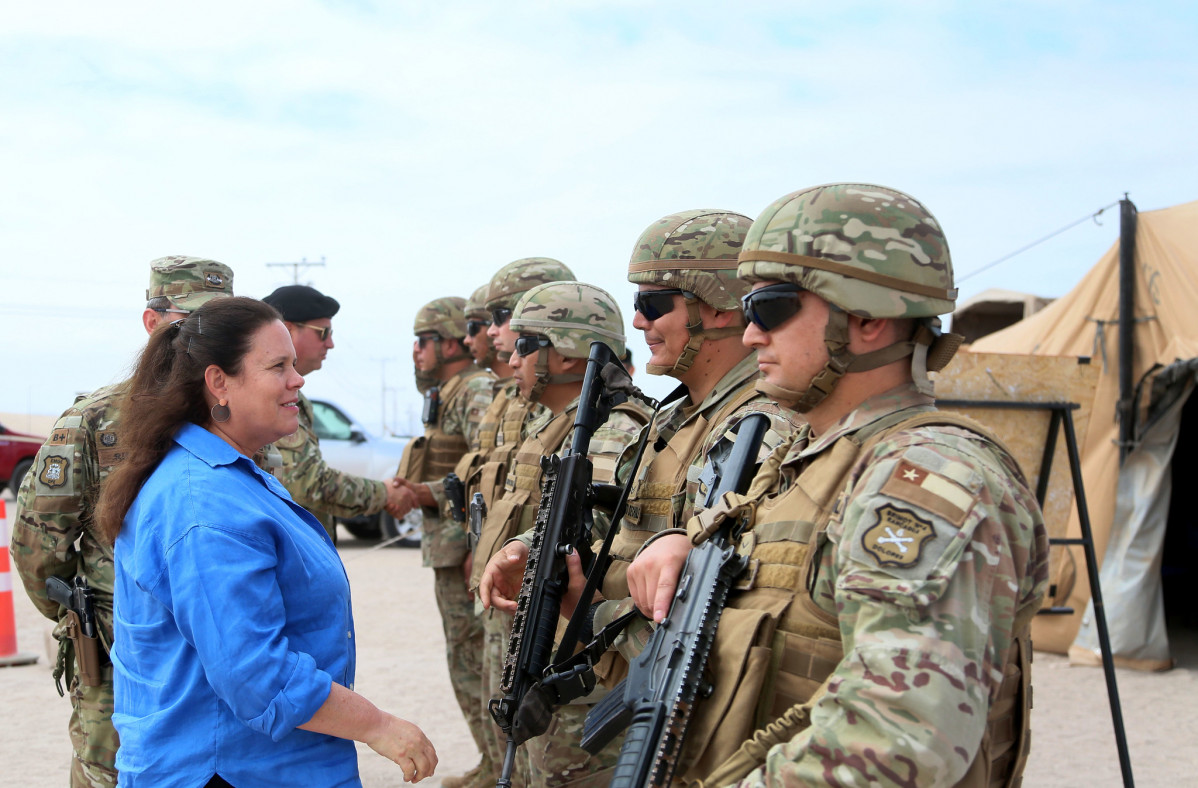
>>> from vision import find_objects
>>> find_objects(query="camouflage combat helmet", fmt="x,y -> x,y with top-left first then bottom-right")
628,209 -> 753,376
146,256 -> 234,311
464,282 -> 497,368
413,296 -> 471,369
485,257 -> 576,363
485,257 -> 576,310
509,281 -> 626,402
738,183 -> 963,411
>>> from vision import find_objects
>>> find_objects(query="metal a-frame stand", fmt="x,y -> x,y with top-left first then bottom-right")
937,399 -> 1135,788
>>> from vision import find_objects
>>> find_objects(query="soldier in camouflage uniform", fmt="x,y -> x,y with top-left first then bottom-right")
392,296 -> 497,785
438,260 -> 576,788
10,257 -> 235,787
479,281 -> 654,788
263,284 -> 411,544
579,210 -> 800,677
627,184 -> 1050,788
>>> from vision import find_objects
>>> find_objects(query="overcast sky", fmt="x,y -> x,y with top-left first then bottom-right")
3,1 -> 1196,437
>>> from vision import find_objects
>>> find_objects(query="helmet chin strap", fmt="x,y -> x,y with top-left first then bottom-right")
646,296 -> 745,377
432,337 -> 472,372
756,310 -> 962,413
526,351 -> 585,403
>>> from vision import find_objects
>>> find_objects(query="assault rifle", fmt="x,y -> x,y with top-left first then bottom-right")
581,412 -> 770,788
46,576 -> 105,689
488,341 -> 653,788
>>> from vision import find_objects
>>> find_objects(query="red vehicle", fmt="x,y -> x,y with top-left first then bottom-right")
0,421 -> 43,494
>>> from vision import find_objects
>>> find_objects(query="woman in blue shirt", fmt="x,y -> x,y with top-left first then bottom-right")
97,297 -> 437,788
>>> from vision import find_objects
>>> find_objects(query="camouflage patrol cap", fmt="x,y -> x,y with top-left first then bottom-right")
510,281 -> 626,359
464,283 -> 490,320
485,257 -> 576,310
146,256 -> 234,310
738,183 -> 957,318
628,209 -> 753,311
413,296 -> 468,339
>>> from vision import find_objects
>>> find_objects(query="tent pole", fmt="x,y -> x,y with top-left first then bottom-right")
1062,407 -> 1135,787
1118,195 -> 1138,465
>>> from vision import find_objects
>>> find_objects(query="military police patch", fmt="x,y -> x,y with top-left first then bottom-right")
861,504 -> 935,568
39,456 -> 70,488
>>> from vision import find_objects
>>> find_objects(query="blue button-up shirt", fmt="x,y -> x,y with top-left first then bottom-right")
112,423 -> 360,787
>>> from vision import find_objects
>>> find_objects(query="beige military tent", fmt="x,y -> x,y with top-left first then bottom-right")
970,198 -> 1198,670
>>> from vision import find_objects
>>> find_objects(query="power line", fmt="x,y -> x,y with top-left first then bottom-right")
267,255 -> 328,282
957,200 -> 1121,284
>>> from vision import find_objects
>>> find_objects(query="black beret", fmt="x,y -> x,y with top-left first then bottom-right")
263,285 -> 340,322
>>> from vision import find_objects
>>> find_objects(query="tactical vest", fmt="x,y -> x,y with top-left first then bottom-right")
398,366 -> 487,484
686,411 -> 1033,788
602,383 -> 759,602
469,400 -> 648,591
454,385 -> 534,516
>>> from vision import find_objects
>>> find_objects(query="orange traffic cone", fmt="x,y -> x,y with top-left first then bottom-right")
0,500 -> 39,667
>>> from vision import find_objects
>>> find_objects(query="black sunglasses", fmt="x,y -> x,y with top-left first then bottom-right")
491,307 -> 513,327
416,333 -> 442,349
514,334 -> 552,358
632,288 -> 695,321
466,319 -> 491,337
742,283 -> 805,332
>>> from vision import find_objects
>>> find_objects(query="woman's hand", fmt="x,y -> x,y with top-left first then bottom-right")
366,715 -> 438,783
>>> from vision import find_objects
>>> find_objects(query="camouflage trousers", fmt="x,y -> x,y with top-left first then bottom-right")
433,566 -> 491,767
68,664 -> 119,787
526,702 -> 621,788
482,606 -> 529,788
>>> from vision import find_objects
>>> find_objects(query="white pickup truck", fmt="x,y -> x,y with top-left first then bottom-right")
307,398 -> 422,547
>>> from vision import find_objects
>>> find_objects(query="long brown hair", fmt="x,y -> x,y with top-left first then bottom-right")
96,297 -> 281,542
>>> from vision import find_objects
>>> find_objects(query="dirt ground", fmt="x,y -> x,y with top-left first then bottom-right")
2,519 -> 1196,787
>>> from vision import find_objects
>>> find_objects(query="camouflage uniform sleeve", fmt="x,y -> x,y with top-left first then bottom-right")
442,372 -> 496,449
10,407 -> 109,632
585,406 -> 651,543
737,427 -> 1048,788
274,401 -> 387,519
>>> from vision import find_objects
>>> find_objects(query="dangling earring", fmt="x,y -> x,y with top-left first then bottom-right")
211,399 -> 231,423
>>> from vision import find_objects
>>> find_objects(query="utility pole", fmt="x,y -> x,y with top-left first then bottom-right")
266,256 -> 327,285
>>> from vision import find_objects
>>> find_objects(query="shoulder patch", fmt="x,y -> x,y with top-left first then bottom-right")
861,504 -> 936,568
879,459 -> 975,527
39,455 -> 71,489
